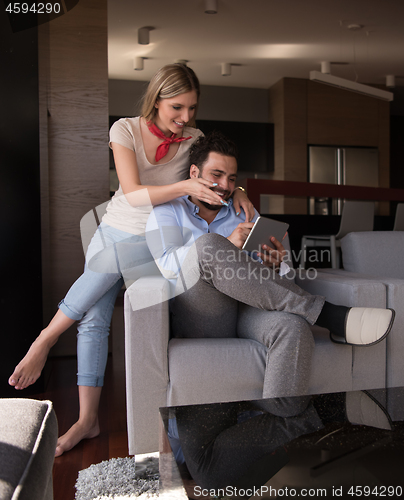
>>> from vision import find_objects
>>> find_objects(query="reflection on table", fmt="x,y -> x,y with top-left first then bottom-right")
160,388 -> 404,499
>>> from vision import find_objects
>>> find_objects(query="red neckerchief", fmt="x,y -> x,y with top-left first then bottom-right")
147,121 -> 192,162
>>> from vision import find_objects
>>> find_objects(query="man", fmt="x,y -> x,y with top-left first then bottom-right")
146,132 -> 394,398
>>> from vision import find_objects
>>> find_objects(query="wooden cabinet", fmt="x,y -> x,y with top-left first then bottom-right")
268,78 -> 390,214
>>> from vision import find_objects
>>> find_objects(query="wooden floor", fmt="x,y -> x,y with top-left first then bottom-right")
31,297 -> 130,500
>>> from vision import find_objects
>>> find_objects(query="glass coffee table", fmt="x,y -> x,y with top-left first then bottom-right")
159,387 -> 404,499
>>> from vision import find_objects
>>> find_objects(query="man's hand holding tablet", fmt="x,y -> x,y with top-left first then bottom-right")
242,217 -> 289,271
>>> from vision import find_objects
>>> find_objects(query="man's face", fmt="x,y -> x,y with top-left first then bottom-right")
191,152 -> 238,210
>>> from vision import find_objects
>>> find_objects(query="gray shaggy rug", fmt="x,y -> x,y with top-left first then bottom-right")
75,456 -> 159,500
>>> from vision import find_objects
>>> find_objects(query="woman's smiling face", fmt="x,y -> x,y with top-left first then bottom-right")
154,90 -> 198,136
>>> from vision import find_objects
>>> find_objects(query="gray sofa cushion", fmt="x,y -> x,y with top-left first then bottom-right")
341,231 -> 404,278
0,399 -> 58,500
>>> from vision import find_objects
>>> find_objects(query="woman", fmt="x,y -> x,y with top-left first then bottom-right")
8,63 -> 255,456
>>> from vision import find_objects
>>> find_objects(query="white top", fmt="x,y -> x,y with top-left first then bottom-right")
103,117 -> 203,235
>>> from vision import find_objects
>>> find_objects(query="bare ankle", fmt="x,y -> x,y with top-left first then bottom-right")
77,414 -> 99,429
35,329 -> 58,351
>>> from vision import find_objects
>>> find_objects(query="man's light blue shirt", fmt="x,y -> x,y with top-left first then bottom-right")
146,196 -> 259,284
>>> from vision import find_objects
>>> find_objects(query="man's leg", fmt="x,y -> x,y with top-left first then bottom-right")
176,233 -> 394,346
171,234 -> 315,399
237,304 -> 315,398
171,270 -> 239,338
176,233 -> 324,326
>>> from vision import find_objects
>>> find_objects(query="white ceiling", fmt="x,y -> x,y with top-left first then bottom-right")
108,0 -> 404,91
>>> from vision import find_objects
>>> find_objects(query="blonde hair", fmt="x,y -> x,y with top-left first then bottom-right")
141,64 -> 200,127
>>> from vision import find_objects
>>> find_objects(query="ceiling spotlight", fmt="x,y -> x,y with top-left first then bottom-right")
138,27 -> 152,45
386,75 -> 395,88
221,63 -> 231,76
175,59 -> 188,65
321,61 -> 331,74
134,57 -> 144,71
205,0 -> 218,14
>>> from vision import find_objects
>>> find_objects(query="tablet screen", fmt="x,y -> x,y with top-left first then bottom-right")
242,217 -> 289,252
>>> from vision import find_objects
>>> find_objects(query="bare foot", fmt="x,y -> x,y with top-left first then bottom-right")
55,418 -> 100,457
9,310 -> 74,390
8,337 -> 51,390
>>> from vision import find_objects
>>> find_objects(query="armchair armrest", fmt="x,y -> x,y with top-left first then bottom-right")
295,269 -> 386,308
124,276 -> 170,454
296,269 -> 388,391
311,269 -> 404,388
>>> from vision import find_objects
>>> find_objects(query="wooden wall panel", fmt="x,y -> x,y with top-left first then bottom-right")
283,79 -> 307,213
268,79 -> 284,180
390,116 -> 404,190
268,77 -> 391,215
307,81 -> 379,146
378,100 -> 390,188
378,100 -> 391,215
268,78 -> 307,213
283,78 -> 307,181
42,0 -> 109,356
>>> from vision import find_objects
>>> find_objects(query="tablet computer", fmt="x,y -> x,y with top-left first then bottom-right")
242,216 -> 289,252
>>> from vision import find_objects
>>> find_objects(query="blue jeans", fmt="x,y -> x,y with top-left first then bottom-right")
59,223 -> 152,387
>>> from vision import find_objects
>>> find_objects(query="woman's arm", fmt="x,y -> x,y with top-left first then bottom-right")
111,142 -> 225,207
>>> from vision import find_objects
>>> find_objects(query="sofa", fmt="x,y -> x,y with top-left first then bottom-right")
312,231 -> 404,389
0,399 -> 58,500
124,235 -> 393,455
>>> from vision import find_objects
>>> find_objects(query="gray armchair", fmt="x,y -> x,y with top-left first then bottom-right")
311,231 -> 404,389
124,235 -> 391,455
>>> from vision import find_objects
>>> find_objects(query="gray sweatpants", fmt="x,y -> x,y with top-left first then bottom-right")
170,233 -> 325,398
